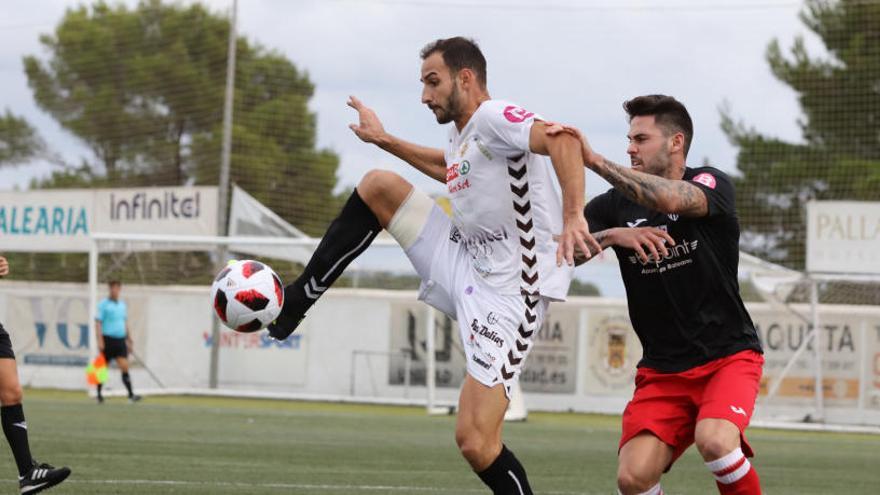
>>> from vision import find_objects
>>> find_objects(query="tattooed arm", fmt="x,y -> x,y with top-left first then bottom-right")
545,124 -> 709,217
588,157 -> 708,217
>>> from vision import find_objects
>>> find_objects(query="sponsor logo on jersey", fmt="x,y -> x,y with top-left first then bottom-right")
667,213 -> 679,221
463,228 -> 509,258
447,179 -> 470,194
446,161 -> 472,193
692,172 -> 717,189
472,354 -> 493,370
446,161 -> 471,182
627,239 -> 700,266
503,105 -> 534,123
471,319 -> 504,348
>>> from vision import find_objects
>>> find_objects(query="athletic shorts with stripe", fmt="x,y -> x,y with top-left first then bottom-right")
390,191 -> 548,398
620,349 -> 764,468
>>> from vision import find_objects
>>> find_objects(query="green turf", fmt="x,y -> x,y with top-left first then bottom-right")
5,389 -> 879,494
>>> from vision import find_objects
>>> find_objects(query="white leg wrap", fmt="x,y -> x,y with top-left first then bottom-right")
387,188 -> 434,250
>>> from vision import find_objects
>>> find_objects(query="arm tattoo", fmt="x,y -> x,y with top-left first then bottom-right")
595,158 -> 708,217
574,229 -> 613,265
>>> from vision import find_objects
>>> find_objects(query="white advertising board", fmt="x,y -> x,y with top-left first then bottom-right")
807,201 -> 880,275
2,282 -> 879,425
0,187 -> 217,252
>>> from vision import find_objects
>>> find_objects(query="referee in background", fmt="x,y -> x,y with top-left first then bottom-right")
95,280 -> 141,404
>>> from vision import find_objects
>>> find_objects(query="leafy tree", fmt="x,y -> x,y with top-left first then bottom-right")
23,0 -> 341,235
0,110 -> 42,166
722,0 -> 880,269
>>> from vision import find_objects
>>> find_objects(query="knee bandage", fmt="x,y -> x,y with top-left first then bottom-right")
387,189 -> 434,250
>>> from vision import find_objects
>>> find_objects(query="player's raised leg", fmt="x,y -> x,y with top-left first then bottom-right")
617,433 -> 672,495
457,376 -> 532,495
269,170 -> 413,339
0,359 -> 70,494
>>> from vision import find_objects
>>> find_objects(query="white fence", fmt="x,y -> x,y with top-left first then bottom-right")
1,281 -> 879,425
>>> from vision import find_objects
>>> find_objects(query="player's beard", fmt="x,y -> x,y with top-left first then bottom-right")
642,141 -> 673,177
433,82 -> 462,124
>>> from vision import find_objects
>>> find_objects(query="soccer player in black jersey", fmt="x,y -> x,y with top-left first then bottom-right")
549,95 -> 764,495
0,256 -> 71,494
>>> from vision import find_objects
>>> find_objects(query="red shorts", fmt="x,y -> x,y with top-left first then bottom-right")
619,350 -> 764,466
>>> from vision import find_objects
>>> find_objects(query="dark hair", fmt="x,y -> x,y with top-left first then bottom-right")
420,37 -> 487,88
108,280 -> 121,287
623,95 -> 694,157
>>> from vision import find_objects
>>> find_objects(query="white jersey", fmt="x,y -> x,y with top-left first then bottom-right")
444,99 -> 573,301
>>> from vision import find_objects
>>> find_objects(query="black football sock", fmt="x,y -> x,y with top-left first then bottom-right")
96,383 -> 103,400
1,404 -> 34,477
121,372 -> 134,398
282,189 -> 382,318
476,445 -> 533,495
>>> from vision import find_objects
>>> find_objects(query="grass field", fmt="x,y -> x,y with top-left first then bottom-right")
5,389 -> 879,494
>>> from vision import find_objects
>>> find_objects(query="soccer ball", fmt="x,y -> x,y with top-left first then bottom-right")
211,260 -> 284,333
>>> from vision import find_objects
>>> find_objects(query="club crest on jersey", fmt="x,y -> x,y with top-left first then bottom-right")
692,173 -> 717,189
503,105 -> 534,123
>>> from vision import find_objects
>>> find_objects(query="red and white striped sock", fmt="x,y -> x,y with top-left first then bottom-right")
705,447 -> 761,494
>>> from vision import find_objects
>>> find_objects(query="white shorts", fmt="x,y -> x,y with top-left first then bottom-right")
398,202 -> 549,397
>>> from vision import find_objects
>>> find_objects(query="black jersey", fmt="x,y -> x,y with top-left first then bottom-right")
585,166 -> 762,372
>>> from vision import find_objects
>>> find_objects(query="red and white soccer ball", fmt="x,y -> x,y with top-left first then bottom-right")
211,260 -> 284,333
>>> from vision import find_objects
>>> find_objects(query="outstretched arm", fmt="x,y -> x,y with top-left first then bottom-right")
589,157 -> 707,217
547,125 -> 708,217
348,96 -> 447,183
529,122 -> 602,266
570,227 -> 675,265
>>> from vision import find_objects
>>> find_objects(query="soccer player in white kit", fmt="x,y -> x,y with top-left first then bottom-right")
268,37 -> 599,494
